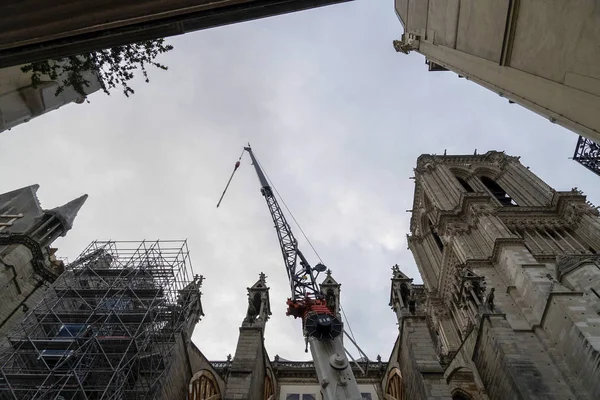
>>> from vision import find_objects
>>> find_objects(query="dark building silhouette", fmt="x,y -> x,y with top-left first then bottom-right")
0,0 -> 353,68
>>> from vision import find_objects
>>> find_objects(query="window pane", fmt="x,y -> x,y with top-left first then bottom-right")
361,394 -> 373,400
302,395 -> 316,400
286,395 -> 300,400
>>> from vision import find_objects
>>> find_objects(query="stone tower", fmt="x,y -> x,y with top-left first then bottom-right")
224,272 -> 272,400
384,151 -> 600,399
0,185 -> 87,338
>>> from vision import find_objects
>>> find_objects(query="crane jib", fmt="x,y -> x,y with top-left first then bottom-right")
234,144 -> 362,400
244,145 -> 321,300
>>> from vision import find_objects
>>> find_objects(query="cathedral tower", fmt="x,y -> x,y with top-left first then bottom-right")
385,151 -> 600,399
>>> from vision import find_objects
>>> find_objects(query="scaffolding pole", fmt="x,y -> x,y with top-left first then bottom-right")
0,240 -> 200,400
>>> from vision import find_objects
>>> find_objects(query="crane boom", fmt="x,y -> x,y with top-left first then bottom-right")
240,145 -> 363,400
244,146 -> 321,300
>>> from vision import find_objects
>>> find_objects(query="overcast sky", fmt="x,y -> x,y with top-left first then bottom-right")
1,0 -> 599,362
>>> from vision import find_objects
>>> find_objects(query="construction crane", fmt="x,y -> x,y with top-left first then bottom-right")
217,144 -> 364,400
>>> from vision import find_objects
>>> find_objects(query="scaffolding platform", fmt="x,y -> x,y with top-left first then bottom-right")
0,240 -> 200,400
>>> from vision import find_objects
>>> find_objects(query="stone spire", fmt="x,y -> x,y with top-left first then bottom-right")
389,264 -> 414,314
224,273 -> 271,400
45,194 -> 88,234
244,272 -> 271,327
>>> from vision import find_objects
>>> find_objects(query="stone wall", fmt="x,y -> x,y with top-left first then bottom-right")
0,244 -> 47,339
398,317 -> 452,399
224,327 -> 266,400
542,292 -> 600,398
159,331 -> 225,399
395,0 -> 600,141
473,316 -> 576,399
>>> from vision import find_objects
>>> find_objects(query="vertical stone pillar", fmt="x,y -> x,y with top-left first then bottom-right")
408,238 -> 439,291
497,162 -> 552,206
223,273 -> 271,400
420,170 -> 459,211
389,267 -> 454,399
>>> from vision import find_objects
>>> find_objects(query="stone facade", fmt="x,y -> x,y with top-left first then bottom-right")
0,184 -> 86,340
0,62 -> 101,133
383,151 -> 600,399
393,0 -> 600,143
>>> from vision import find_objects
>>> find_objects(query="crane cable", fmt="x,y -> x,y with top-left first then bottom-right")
256,155 -> 361,347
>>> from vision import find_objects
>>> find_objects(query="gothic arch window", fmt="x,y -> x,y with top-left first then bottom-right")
385,368 -> 405,400
189,370 -> 221,400
455,176 -> 474,193
400,284 -> 410,307
480,176 -> 517,206
253,293 -> 262,315
426,217 -> 444,253
422,192 -> 433,210
451,389 -> 473,400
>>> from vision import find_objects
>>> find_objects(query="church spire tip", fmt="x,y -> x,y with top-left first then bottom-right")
45,194 -> 88,234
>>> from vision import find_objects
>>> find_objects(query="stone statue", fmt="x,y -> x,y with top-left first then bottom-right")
393,40 -> 411,54
245,295 -> 257,323
326,291 -> 337,313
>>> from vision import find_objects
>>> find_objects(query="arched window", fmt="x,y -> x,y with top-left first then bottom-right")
400,283 -> 410,307
253,293 -> 262,316
452,389 -> 472,400
189,370 -> 221,400
385,368 -> 405,400
481,176 -> 517,206
455,176 -> 474,193
426,218 -> 444,253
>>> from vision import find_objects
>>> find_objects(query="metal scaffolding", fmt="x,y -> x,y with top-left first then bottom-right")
0,240 -> 200,400
573,135 -> 600,177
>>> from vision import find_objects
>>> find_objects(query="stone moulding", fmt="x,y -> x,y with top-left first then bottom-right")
556,254 -> 600,281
